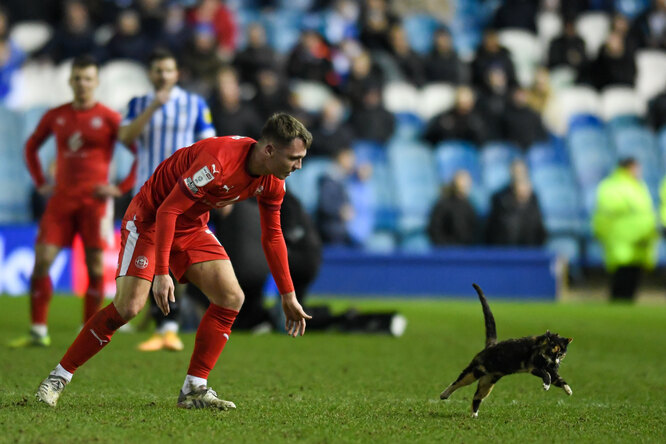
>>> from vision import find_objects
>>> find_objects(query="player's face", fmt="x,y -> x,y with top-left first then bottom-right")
69,66 -> 99,102
267,138 -> 307,180
149,58 -> 179,91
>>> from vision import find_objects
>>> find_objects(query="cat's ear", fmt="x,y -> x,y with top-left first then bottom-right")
566,337 -> 573,344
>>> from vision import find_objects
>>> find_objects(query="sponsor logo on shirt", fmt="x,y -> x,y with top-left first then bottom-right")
193,166 -> 214,187
184,177 -> 199,194
68,132 -> 83,152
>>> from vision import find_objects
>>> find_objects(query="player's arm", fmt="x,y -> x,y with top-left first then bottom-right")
95,143 -> 139,198
117,92 -> 169,146
25,110 -> 55,195
258,196 -> 311,337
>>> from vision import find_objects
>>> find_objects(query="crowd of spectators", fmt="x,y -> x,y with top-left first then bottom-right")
2,0 -> 666,251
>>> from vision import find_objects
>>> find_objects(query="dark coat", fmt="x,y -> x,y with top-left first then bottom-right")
486,185 -> 547,246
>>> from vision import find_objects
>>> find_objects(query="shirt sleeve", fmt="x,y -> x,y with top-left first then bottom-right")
258,179 -> 294,295
24,109 -> 54,187
194,96 -> 216,140
121,97 -> 139,126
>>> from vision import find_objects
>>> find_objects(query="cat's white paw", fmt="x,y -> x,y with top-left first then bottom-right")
543,383 -> 550,391
563,384 -> 572,396
471,411 -> 479,418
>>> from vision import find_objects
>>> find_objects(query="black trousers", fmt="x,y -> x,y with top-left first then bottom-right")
610,266 -> 642,301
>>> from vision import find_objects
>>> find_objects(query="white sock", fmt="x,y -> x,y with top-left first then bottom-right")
161,321 -> 179,334
182,375 -> 207,394
31,324 -> 48,337
51,364 -> 73,383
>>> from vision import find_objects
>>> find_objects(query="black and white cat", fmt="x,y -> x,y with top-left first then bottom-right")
440,284 -> 573,417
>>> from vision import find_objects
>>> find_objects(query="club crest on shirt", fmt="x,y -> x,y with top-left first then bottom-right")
254,185 -> 264,196
134,256 -> 149,269
193,166 -> 214,187
90,117 -> 103,129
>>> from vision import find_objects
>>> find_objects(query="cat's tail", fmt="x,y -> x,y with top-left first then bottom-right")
472,283 -> 497,348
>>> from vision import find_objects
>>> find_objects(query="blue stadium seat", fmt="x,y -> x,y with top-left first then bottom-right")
286,157 -> 333,215
568,113 -> 603,132
480,142 -> 521,196
434,140 -> 481,184
614,0 -> 650,18
261,9 -> 304,53
0,106 -> 22,154
546,234 -> 582,266
527,141 -> 569,170
567,126 -> 615,188
0,106 -> 32,223
403,14 -> 442,55
531,165 -> 583,233
611,125 -> 662,202
393,112 -> 425,140
658,127 -> 666,172
387,140 -> 438,236
352,141 -> 396,231
606,114 -> 643,136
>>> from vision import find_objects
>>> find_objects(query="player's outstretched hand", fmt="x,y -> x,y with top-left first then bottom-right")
281,292 -> 312,338
153,274 -> 175,316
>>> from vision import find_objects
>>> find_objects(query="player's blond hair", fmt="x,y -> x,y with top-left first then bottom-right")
260,113 -> 312,150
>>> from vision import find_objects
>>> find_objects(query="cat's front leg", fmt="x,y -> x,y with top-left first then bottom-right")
550,371 -> 573,396
531,368 -> 551,391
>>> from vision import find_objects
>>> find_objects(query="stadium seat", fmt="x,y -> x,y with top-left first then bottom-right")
530,164 -> 582,233
9,21 -> 52,53
543,86 -> 601,135
546,234 -> 581,266
387,140 -> 438,236
286,157 -> 333,215
537,11 -> 562,50
614,0 -> 651,19
480,142 -> 521,196
52,60 -> 74,106
403,14 -> 442,55
418,82 -> 456,121
0,107 -> 32,223
658,127 -> 666,171
567,125 -> 614,188
392,112 -> 425,140
635,50 -> 666,101
12,61 -> 57,110
611,126 -> 662,200
0,106 -> 23,154
290,81 -> 334,113
98,60 -> 152,113
434,140 -> 481,185
575,12 -> 611,58
548,66 -> 577,91
382,82 -> 420,115
600,86 -> 646,121
261,9 -> 305,53
527,141 -> 569,170
498,29 -> 543,86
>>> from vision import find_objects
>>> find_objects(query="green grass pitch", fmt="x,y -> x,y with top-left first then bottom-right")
1,295 -> 664,443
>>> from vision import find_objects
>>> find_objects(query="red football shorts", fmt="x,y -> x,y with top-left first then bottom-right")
115,217 -> 229,283
37,195 -> 113,249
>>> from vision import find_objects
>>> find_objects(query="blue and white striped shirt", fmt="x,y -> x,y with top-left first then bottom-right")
122,86 -> 216,195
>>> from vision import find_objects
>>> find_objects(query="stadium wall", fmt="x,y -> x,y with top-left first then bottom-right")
0,225 -> 559,300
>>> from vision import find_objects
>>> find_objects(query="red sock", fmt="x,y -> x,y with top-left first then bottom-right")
30,275 -> 53,325
187,304 -> 238,379
84,276 -> 104,322
59,303 -> 127,374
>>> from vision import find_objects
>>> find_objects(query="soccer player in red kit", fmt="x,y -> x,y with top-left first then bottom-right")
35,113 -> 312,409
10,55 -> 137,348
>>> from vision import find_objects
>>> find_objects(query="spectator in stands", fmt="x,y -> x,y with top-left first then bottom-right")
104,9 -> 152,63
502,88 -> 549,150
647,87 -> 666,130
428,170 -> 479,245
321,0 -> 360,44
0,5 -> 8,39
547,19 -> 589,83
0,31 -> 25,104
558,0 -> 591,21
486,160 -> 546,246
342,50 -> 384,108
309,96 -> 355,158
316,147 -> 357,245
628,0 -> 666,51
386,23 -> 426,86
492,0 -> 538,33
252,68 -> 291,121
593,158 -> 658,302
37,0 -> 101,64
475,66 -> 510,141
348,86 -> 395,143
525,66 -> 552,113
158,3 -> 192,56
208,66 -> 262,139
424,85 -> 487,146
591,31 -> 636,90
188,0 -> 237,59
359,0 -> 399,52
233,22 -> 280,88
471,29 -> 517,92
287,30 -> 336,87
180,24 -> 225,96
425,27 -> 465,84
136,0 -> 165,38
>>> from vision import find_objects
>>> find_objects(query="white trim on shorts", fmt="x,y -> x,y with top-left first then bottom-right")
119,219 -> 139,276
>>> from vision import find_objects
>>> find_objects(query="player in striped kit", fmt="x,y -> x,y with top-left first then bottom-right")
118,48 -> 215,352
10,55 -> 136,348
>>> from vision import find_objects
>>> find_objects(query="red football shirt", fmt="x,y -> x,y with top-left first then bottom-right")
25,102 -> 135,197
130,136 -> 293,294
